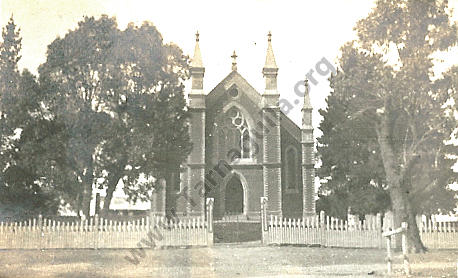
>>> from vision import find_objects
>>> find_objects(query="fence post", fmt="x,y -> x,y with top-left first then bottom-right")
401,222 -> 410,275
94,214 -> 99,250
260,197 -> 268,244
206,198 -> 214,246
38,214 -> 43,250
377,213 -> 383,249
386,236 -> 392,275
320,211 -> 326,246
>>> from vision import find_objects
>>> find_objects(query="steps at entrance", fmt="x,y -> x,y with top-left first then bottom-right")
213,221 -> 261,244
217,214 -> 249,222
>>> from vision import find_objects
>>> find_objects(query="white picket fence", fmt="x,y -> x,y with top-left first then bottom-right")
418,220 -> 458,249
262,217 -> 458,249
0,215 -> 212,249
261,213 -> 383,248
2,198 -> 457,250
260,199 -> 458,249
0,199 -> 215,250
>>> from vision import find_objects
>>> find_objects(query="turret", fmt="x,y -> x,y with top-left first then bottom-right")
189,31 -> 205,105
261,32 -> 282,217
182,31 -> 207,217
301,79 -> 316,216
262,31 -> 279,108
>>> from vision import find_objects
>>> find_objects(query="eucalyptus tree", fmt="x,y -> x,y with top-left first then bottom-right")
318,0 -> 458,252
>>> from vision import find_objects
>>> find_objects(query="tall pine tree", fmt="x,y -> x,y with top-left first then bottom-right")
0,15 -> 21,150
0,16 -> 60,218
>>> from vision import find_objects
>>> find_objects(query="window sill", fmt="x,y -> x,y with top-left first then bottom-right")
230,158 -> 256,165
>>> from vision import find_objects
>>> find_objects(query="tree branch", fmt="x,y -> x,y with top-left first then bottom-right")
411,119 -> 445,153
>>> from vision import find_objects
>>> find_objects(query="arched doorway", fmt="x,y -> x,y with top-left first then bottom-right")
225,174 -> 244,214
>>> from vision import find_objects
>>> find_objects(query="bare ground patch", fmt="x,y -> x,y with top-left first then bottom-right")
0,245 -> 455,277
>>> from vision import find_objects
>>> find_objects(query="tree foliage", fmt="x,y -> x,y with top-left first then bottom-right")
38,16 -> 191,217
1,15 -> 191,218
0,17 -> 60,218
317,0 -> 458,252
317,81 -> 390,219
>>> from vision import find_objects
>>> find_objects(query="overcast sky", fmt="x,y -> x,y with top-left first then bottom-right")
1,0 -> 458,132
3,0 -> 457,211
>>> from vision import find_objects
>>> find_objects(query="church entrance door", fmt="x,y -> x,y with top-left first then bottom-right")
214,173 -> 261,244
224,174 -> 243,215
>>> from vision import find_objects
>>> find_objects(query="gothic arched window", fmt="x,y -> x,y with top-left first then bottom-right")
215,106 -> 252,162
285,146 -> 298,192
242,129 -> 250,158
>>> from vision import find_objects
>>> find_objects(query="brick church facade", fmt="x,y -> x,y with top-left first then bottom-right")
151,32 -> 316,219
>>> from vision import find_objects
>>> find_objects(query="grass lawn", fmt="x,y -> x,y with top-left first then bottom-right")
0,244 -> 456,277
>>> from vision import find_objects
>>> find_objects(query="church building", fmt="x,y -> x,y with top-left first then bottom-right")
151,32 -> 317,219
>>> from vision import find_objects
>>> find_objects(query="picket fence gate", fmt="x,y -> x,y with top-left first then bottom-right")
0,198 -> 214,250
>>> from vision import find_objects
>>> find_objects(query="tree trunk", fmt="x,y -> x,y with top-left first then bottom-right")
75,193 -> 82,218
164,166 -> 179,219
101,158 -> 127,216
101,179 -> 115,216
101,178 -> 117,216
81,159 -> 94,218
388,183 -> 425,252
80,184 -> 92,218
101,173 -> 124,214
376,116 -> 426,253
406,200 -> 426,252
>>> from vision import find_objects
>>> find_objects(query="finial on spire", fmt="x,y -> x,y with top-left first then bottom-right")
191,31 -> 203,68
303,78 -> 312,108
231,50 -> 238,71
263,31 -> 278,70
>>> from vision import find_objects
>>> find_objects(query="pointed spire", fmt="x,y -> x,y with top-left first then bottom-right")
264,31 -> 278,69
191,31 -> 203,68
302,78 -> 313,129
303,79 -> 312,108
231,50 -> 238,71
262,32 -> 279,100
190,31 -> 205,95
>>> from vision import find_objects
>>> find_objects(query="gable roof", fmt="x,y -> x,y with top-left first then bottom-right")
206,71 -> 262,108
206,71 -> 301,143
280,111 -> 301,142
